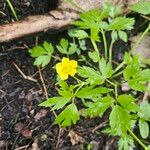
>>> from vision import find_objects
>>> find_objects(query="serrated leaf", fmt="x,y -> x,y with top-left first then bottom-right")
88,51 -> 98,63
71,30 -> 89,39
108,17 -> 135,30
99,58 -> 114,79
130,1 -> 150,15
118,31 -> 128,42
34,55 -> 51,67
79,40 -> 87,51
57,80 -> 69,90
29,46 -> 47,58
55,103 -> 79,126
77,66 -> 103,85
82,96 -> 114,117
39,97 -> 71,110
76,86 -> 111,99
124,52 -> 132,63
109,105 -> 130,136
91,27 -> 100,41
117,95 -> 139,112
43,41 -> 54,54
118,136 -> 135,150
139,119 -> 149,139
56,39 -> 68,54
68,43 -> 78,54
29,42 -> 54,67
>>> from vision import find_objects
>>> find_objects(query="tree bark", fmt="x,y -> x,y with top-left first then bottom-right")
0,0 -> 140,43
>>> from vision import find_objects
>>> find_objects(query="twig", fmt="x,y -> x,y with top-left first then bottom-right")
56,128 -> 63,148
92,120 -> 108,133
38,67 -> 57,117
14,145 -> 29,150
38,67 -> 48,98
13,62 -> 37,82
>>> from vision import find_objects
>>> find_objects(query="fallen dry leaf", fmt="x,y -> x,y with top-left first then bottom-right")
15,122 -> 24,132
30,139 -> 40,150
21,128 -> 32,138
68,130 -> 84,146
15,122 -> 32,137
34,109 -> 48,122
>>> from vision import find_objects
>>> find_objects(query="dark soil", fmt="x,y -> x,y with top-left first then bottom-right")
0,1 -> 148,150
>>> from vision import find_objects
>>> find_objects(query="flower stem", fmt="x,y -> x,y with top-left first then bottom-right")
114,61 -> 125,73
101,30 -> 108,60
91,39 -> 101,71
130,23 -> 150,53
106,79 -> 118,99
109,40 -> 114,65
127,127 -> 148,150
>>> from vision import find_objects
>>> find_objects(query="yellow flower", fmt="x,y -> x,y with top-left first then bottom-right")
56,57 -> 78,80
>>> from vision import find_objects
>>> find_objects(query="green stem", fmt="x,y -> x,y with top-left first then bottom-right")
109,40 -> 114,65
111,70 -> 124,78
91,39 -> 101,71
106,79 -> 118,99
114,61 -> 125,73
6,0 -> 18,21
101,30 -> 108,60
130,23 -> 150,53
127,127 -> 148,150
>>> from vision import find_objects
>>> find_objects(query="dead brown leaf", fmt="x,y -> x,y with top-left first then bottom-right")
68,130 -> 84,146
34,109 -> 48,122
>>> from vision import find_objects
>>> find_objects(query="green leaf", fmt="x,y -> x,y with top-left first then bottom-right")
71,30 -> 89,39
117,95 -> 139,112
29,46 -> 47,58
76,86 -> 111,99
56,38 -> 68,54
55,103 -> 79,126
34,55 -> 51,67
56,80 -> 69,90
88,51 -> 98,63
82,96 -> 114,117
118,31 -> 128,42
77,66 -> 103,85
58,85 -> 73,98
118,136 -> 135,150
111,30 -> 118,42
79,40 -> 87,51
99,58 -> 114,79
139,119 -> 149,139
124,52 -> 133,64
138,101 -> 150,120
39,97 -> 71,110
90,27 -> 100,41
108,17 -> 135,30
68,43 -> 78,54
103,3 -> 121,18
109,105 -> 130,136
29,42 -> 54,67
100,21 -> 109,29
130,1 -> 150,15
43,41 -> 54,54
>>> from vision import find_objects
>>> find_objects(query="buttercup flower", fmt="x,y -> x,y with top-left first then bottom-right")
56,57 -> 78,80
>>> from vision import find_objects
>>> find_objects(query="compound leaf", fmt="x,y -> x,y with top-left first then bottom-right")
39,97 -> 71,110
55,103 -> 79,126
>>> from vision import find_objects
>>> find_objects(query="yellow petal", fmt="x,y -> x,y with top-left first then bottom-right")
69,68 -> 77,77
70,60 -> 77,68
62,57 -> 70,66
56,63 -> 63,74
59,73 -> 69,80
